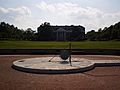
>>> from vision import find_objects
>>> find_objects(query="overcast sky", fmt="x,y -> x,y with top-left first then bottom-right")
0,0 -> 120,32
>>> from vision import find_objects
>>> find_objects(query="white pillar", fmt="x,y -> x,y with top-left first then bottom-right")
64,31 -> 66,41
56,31 -> 58,41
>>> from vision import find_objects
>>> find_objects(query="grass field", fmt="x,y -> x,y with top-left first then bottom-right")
0,41 -> 120,49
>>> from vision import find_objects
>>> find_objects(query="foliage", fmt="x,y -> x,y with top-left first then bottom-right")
86,22 -> 120,41
37,22 -> 53,41
0,21 -> 120,41
0,22 -> 36,40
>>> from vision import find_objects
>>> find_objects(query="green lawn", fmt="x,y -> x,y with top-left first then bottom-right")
0,41 -> 120,49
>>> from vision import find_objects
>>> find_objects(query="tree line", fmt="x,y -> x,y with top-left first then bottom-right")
0,21 -> 120,41
0,22 -> 36,40
86,22 -> 120,41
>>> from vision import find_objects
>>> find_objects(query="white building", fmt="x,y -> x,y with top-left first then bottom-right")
53,26 -> 85,41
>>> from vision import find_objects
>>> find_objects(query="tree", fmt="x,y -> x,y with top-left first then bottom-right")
37,22 -> 53,41
23,28 -> 35,40
86,30 -> 97,41
96,28 -> 102,40
0,22 -> 36,40
86,21 -> 120,41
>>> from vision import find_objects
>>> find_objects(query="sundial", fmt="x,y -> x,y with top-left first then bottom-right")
49,43 -> 72,66
60,50 -> 70,60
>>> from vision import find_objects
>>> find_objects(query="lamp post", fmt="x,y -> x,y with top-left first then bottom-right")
69,43 -> 72,66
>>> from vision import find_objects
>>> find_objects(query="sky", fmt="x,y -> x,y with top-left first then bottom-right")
0,0 -> 120,32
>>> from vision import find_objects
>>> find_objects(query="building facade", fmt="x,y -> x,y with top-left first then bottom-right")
37,25 -> 85,41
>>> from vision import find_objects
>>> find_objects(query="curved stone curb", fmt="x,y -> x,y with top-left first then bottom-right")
12,57 -> 120,74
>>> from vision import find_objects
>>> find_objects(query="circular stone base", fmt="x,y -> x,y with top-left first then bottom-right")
12,56 -> 120,74
12,57 -> 94,74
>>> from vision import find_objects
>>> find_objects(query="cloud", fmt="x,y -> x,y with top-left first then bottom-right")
36,1 -> 120,32
0,6 -> 32,29
0,6 -> 31,15
0,7 -> 9,13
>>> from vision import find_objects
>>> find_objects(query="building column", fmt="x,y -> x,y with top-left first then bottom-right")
63,31 -> 65,41
64,31 -> 66,41
56,31 -> 58,41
